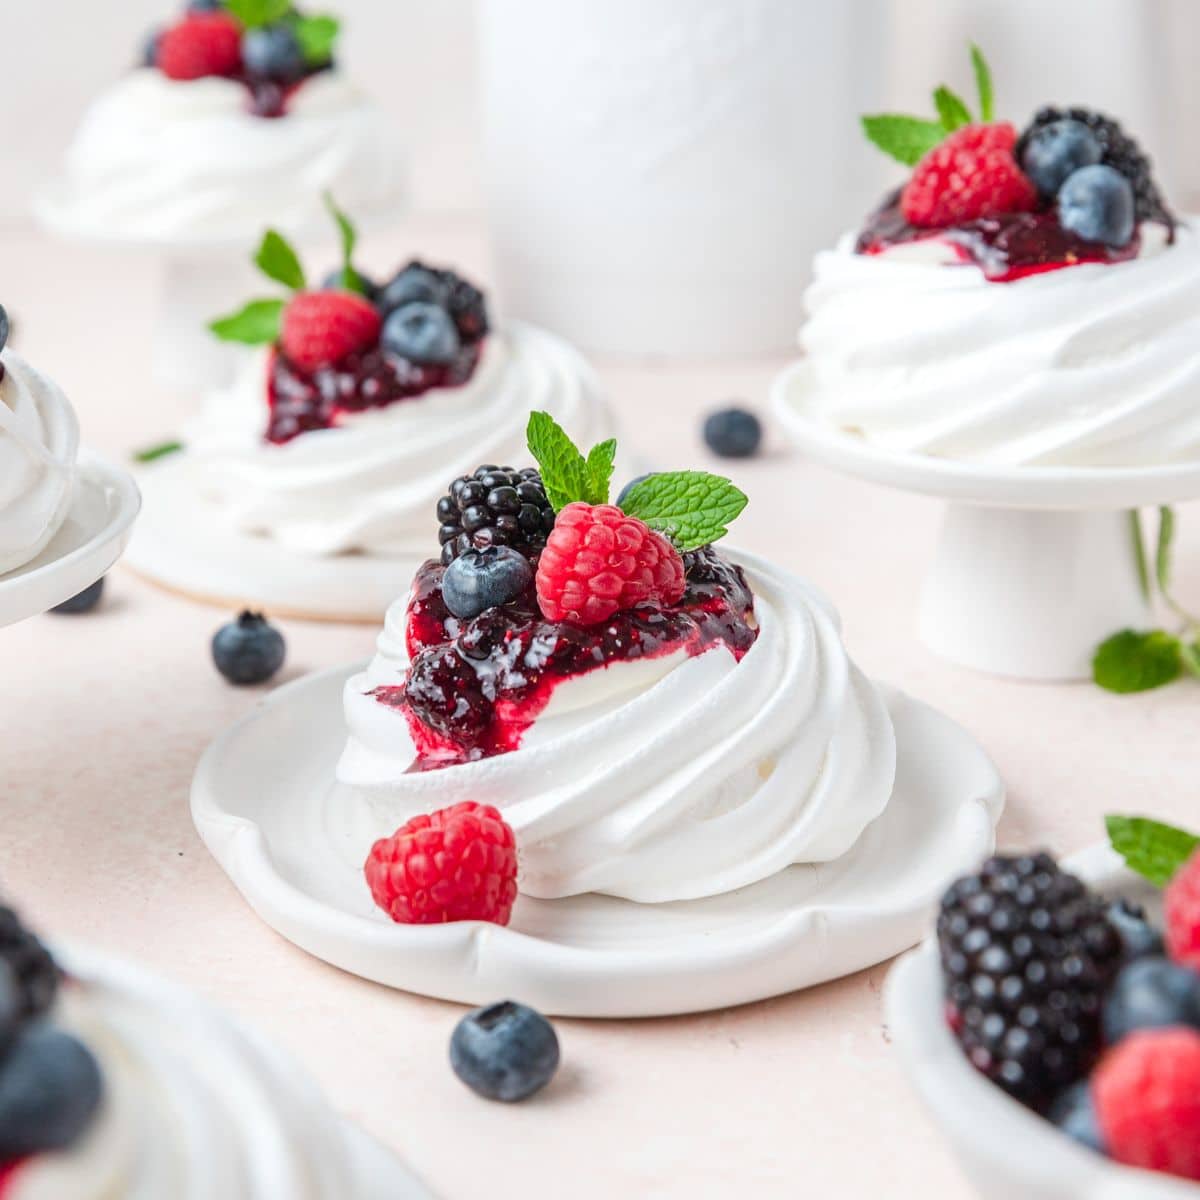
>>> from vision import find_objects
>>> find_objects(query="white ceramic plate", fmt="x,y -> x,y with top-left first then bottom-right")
884,843 -> 1195,1200
192,662 -> 1004,1018
0,454 -> 141,627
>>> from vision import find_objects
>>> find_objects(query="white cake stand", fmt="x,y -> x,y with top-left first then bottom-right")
772,362 -> 1200,680
0,454 -> 140,627
191,661 -> 1004,1018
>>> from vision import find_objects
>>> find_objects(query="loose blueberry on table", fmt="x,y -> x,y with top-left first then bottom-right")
361,411 -> 753,927
210,196 -> 490,444
858,46 -> 1174,281
50,577 -> 105,615
703,406 -> 763,459
937,816 -> 1200,1183
450,1001 -> 560,1103
211,610 -> 286,685
142,0 -> 341,119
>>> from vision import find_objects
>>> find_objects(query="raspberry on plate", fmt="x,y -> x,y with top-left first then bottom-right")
1094,1027 -> 1200,1181
1165,848 -> 1200,970
901,122 -> 1038,229
364,802 -> 518,925
156,13 -> 242,82
535,502 -> 686,626
280,291 -> 383,372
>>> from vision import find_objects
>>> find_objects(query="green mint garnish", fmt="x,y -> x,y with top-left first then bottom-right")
933,86 -> 971,133
1093,629 -> 1183,694
970,44 -> 994,122
1106,814 -> 1200,887
222,0 -> 291,29
585,439 -> 617,508
254,229 -> 306,291
618,472 -> 748,552
209,298 -> 286,345
132,439 -> 184,464
526,411 -> 603,509
323,192 -> 367,296
294,14 -> 340,65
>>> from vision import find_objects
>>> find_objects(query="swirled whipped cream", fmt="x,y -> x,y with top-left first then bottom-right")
0,351 -> 79,576
338,550 -> 897,904
179,322 -> 615,557
795,222 -> 1200,466
40,70 -> 401,245
8,954 -> 381,1200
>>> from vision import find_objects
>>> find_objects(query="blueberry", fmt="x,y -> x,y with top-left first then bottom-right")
615,474 -> 651,508
241,24 -> 307,84
187,0 -> 222,9
140,28 -> 162,67
376,265 -> 449,315
0,1026 -> 103,1160
1102,956 -> 1200,1044
1107,898 -> 1164,960
703,407 -> 762,458
0,303 -> 9,354
50,577 -> 104,615
449,1001 -> 559,1102
381,302 -> 461,365
442,547 -> 533,620
211,611 -> 286,685
1019,119 -> 1103,199
1049,1081 -> 1106,1155
1058,164 -> 1136,247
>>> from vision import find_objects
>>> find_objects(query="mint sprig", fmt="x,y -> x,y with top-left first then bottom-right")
254,230 -> 306,291
323,192 -> 367,296
223,0 -> 291,29
132,439 -> 184,464
933,86 -> 971,133
209,298 -> 285,345
970,43 -> 994,123
294,14 -> 339,65
1107,814 -> 1200,887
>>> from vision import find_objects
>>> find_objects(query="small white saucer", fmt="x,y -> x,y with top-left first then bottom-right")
191,662 -> 1004,1018
885,844 -> 1191,1200
0,454 -> 141,627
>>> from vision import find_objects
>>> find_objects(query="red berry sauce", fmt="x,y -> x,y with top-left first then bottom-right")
0,1159 -> 27,1195
856,193 -> 1145,282
373,547 -> 759,771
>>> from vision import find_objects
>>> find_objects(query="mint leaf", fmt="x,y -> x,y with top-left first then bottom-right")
1156,505 -> 1175,594
254,230 -> 306,291
1107,814 -> 1200,887
223,0 -> 291,29
1129,509 -> 1151,602
1182,640 -> 1200,678
526,412 -> 590,511
933,86 -> 971,132
132,440 -> 184,464
294,14 -> 339,64
209,298 -> 285,345
619,472 -> 748,552
322,192 -> 366,295
584,439 -> 616,506
1093,629 -> 1182,694
861,115 -> 946,166
970,44 -> 994,122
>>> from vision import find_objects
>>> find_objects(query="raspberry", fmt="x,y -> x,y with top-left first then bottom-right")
156,13 -> 242,81
436,466 -> 556,566
1165,848 -> 1200,970
364,802 -> 518,925
901,123 -> 1038,229
535,503 -> 685,626
280,291 -> 382,372
1094,1028 -> 1200,1180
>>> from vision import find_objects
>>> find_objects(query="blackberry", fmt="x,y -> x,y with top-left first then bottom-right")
1016,107 -> 1173,229
436,466 -> 555,566
0,907 -> 59,1021
938,853 -> 1123,1111
441,271 -> 490,342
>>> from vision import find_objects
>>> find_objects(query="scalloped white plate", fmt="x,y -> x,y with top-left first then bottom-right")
191,663 -> 1004,1018
0,454 -> 141,627
885,843 -> 1194,1200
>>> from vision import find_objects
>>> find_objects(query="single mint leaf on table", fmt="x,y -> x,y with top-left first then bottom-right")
619,471 -> 748,552
295,14 -> 340,64
223,0 -> 291,29
132,440 -> 184,464
970,44 -> 994,122
1092,629 -> 1182,694
209,298 -> 286,345
254,230 -> 306,291
526,411 -> 590,512
933,86 -> 971,132
1106,815 -> 1200,887
860,114 -> 946,166
584,439 -> 617,505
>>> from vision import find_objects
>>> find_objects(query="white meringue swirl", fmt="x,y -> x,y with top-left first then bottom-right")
40,70 -> 402,245
337,550 -> 897,904
180,322 -> 615,557
796,223 -> 1200,466
0,351 -> 79,576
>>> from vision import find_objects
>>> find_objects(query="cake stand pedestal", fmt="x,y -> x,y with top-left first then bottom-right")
772,362 -> 1200,680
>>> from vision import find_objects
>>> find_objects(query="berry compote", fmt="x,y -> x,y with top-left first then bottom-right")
373,545 -> 759,770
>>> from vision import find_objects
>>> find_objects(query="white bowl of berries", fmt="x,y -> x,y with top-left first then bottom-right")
886,823 -> 1200,1198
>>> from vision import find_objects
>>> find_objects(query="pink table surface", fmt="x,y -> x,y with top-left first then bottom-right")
3,220 -> 1199,1200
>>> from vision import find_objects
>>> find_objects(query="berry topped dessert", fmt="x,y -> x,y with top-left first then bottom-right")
786,45 -> 1200,467
39,1 -> 400,244
934,816 -> 1200,1185
155,202 -> 615,561
342,413 -> 900,909
0,306 -> 80,577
